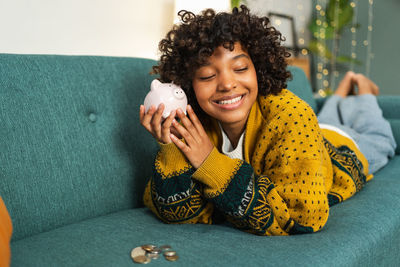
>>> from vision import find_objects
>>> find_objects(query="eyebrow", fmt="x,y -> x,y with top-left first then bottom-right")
232,54 -> 250,61
200,53 -> 250,67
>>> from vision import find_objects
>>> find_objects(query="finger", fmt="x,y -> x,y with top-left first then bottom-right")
176,108 -> 201,142
161,110 -> 176,142
141,105 -> 156,127
170,133 -> 190,154
172,118 -> 196,145
139,105 -> 153,135
140,105 -> 158,135
150,104 -> 165,139
186,105 -> 205,135
139,105 -> 145,122
170,126 -> 182,139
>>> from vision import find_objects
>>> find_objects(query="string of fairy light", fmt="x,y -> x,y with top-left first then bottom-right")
350,0 -> 358,72
312,0 -> 374,96
365,0 -> 374,78
265,0 -> 374,95
315,0 -> 329,97
329,0 -> 340,92
297,1 -> 308,55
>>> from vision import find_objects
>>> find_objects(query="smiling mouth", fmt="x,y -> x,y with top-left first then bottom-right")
212,94 -> 246,110
217,95 -> 242,105
214,94 -> 244,105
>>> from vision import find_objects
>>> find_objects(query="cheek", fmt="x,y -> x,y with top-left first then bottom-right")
193,83 -> 210,103
249,70 -> 258,93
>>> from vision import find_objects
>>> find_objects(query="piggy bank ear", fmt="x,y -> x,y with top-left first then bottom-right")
151,79 -> 162,90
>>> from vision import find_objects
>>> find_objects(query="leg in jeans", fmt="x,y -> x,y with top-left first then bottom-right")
338,94 -> 396,173
317,72 -> 396,173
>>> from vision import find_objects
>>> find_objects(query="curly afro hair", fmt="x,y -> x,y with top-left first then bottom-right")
152,5 -> 291,120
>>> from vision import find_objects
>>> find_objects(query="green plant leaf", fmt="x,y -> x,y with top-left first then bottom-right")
308,40 -> 332,59
309,20 -> 335,40
326,0 -> 353,31
231,0 -> 241,8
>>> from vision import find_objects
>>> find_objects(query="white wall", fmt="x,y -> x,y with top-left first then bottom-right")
0,0 -> 311,60
0,0 -> 175,59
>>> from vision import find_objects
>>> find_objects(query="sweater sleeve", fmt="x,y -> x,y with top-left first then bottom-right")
192,147 -> 330,236
143,142 -> 214,224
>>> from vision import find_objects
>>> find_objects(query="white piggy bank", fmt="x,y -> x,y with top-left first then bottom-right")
144,79 -> 188,119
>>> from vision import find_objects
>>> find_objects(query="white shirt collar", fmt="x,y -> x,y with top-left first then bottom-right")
219,123 -> 245,160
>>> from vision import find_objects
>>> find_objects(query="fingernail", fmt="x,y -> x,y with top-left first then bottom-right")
187,105 -> 192,111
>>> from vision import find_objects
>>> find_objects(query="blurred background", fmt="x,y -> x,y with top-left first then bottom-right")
0,0 -> 398,95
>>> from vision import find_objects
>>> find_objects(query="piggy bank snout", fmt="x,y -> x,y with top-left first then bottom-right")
173,88 -> 185,100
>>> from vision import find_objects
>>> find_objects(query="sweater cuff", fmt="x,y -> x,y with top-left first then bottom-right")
158,141 -> 184,159
192,147 -> 241,196
156,141 -> 192,178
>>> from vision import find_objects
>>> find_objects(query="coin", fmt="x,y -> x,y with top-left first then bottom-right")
165,254 -> 179,262
164,250 -> 177,257
133,255 -> 151,264
159,245 -> 172,251
141,244 -> 156,252
147,252 -> 160,259
150,248 -> 162,254
131,247 -> 146,258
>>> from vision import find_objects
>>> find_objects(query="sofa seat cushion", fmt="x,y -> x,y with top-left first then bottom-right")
11,156 -> 400,266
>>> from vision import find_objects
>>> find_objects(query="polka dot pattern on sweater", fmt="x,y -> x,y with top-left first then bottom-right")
250,89 -> 331,231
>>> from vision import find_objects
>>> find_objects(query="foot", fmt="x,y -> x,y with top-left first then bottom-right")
353,74 -> 380,96
334,71 -> 356,98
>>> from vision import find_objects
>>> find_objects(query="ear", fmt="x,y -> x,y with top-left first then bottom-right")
151,79 -> 162,90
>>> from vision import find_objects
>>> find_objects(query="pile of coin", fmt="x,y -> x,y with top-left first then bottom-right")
131,244 -> 179,264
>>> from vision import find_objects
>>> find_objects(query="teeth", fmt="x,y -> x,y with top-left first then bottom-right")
218,96 -> 242,105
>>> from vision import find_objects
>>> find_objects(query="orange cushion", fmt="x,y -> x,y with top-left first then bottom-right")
0,197 -> 12,267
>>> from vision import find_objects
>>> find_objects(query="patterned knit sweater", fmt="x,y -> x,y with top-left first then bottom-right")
143,89 -> 373,235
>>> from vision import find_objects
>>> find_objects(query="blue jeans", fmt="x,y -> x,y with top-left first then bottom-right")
317,94 -> 397,174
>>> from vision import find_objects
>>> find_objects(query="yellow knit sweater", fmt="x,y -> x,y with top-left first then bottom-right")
143,89 -> 373,235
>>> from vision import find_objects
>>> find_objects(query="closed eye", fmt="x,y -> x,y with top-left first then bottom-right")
199,74 -> 215,81
235,67 -> 248,72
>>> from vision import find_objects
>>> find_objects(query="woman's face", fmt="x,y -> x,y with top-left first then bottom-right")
192,42 -> 258,131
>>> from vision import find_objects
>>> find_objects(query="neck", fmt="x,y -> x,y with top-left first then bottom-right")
220,121 -> 246,149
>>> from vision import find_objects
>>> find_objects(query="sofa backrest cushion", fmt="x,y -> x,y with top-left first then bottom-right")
0,54 -> 159,241
377,96 -> 400,155
0,54 -> 316,241
286,66 -> 317,112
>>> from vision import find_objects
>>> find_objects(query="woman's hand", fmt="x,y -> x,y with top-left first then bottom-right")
139,104 -> 177,144
170,105 -> 214,169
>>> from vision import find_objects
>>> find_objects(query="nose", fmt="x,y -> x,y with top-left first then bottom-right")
217,71 -> 237,91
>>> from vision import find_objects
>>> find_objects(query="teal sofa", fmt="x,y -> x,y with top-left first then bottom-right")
1,54 -> 400,266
